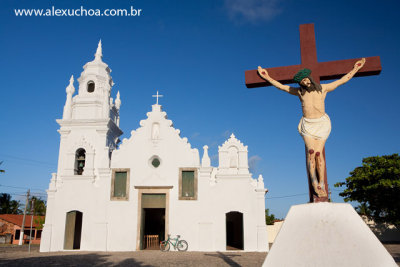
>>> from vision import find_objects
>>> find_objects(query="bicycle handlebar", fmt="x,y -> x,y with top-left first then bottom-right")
167,234 -> 181,238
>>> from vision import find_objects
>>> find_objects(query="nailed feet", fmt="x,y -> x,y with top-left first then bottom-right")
312,182 -> 327,197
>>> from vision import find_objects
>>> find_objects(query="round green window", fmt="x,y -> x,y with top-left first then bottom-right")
151,158 -> 160,168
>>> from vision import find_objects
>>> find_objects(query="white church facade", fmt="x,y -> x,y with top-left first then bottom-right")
40,42 -> 268,252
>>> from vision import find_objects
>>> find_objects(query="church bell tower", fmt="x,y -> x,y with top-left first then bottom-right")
56,41 -> 123,179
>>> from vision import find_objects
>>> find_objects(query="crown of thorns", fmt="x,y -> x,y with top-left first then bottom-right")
293,68 -> 311,83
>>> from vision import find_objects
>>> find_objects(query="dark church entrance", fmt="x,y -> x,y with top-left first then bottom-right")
226,211 -> 244,250
64,210 -> 83,250
140,194 -> 166,250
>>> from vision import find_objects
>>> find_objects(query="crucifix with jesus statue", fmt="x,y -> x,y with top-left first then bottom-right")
245,24 -> 381,203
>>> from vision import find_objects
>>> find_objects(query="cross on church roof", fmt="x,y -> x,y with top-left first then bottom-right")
152,90 -> 163,105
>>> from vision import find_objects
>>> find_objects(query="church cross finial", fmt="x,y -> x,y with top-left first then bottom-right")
115,91 -> 121,110
152,90 -> 163,105
95,39 -> 102,60
66,75 -> 75,95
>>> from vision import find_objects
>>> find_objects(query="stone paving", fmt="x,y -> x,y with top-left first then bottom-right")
0,244 -> 398,266
384,244 -> 400,266
0,245 -> 266,267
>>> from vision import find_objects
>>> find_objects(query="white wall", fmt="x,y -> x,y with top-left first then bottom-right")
40,46 -> 268,252
267,221 -> 284,244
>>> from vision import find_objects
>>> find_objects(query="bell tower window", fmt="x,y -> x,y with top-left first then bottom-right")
75,148 -> 86,175
87,81 -> 95,93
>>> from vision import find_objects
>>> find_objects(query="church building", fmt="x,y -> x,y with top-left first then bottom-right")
40,42 -> 268,252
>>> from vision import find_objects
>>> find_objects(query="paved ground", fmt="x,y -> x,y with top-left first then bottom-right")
0,244 -> 398,266
0,245 -> 266,267
385,244 -> 400,266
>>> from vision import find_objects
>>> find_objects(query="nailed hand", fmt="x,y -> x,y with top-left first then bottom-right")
355,58 -> 366,69
258,66 -> 269,79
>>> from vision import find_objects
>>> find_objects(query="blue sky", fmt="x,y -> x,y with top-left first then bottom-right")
0,0 -> 399,219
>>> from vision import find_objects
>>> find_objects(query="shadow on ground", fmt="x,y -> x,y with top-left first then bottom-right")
0,253 -> 152,267
204,252 -> 242,267
390,253 -> 400,264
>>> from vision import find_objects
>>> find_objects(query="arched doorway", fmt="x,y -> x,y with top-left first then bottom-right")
64,211 -> 83,250
226,211 -> 243,250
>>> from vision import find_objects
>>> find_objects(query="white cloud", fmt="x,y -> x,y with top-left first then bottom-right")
210,153 -> 219,166
249,155 -> 262,173
224,0 -> 283,23
222,130 -> 232,139
191,132 -> 200,139
210,154 -> 219,161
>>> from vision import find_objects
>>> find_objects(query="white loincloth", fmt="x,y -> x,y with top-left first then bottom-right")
298,114 -> 331,140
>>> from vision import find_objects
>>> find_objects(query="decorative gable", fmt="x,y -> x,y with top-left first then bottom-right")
111,104 -> 199,187
218,134 -> 249,175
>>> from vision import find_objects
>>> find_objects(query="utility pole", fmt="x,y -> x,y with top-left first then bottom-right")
29,198 -> 35,252
18,189 -> 30,246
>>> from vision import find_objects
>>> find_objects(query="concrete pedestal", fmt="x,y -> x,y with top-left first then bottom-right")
263,203 -> 396,267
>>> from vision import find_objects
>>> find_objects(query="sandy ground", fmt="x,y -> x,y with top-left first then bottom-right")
0,244 -> 398,266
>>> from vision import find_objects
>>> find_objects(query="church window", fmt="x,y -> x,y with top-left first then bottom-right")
111,169 -> 130,200
87,81 -> 95,93
179,168 -> 197,200
151,157 -> 161,168
74,148 -> 86,175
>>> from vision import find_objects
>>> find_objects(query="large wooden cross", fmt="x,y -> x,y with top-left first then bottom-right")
245,23 -> 381,202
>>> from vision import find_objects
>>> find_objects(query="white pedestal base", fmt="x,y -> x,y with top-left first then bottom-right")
263,203 -> 396,267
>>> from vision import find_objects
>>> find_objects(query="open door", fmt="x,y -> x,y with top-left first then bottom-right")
64,211 -> 83,250
226,211 -> 243,250
140,194 -> 166,249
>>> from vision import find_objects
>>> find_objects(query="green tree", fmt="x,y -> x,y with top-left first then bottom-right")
265,209 -> 276,225
34,216 -> 45,230
334,154 -> 400,226
27,196 -> 46,216
0,193 -> 21,214
355,203 -> 372,217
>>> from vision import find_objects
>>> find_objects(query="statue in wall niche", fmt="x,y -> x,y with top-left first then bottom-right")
257,58 -> 366,197
229,147 -> 238,168
152,123 -> 160,140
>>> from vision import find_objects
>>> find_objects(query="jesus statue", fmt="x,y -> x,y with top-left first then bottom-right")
257,58 -> 366,197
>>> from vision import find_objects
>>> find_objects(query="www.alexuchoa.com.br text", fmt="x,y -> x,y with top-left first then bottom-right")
14,6 -> 142,17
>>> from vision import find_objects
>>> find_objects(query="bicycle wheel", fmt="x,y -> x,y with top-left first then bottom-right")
177,240 -> 188,251
160,241 -> 170,252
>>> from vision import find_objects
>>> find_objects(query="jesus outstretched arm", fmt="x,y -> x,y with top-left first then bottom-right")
257,66 -> 298,95
323,58 -> 366,92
